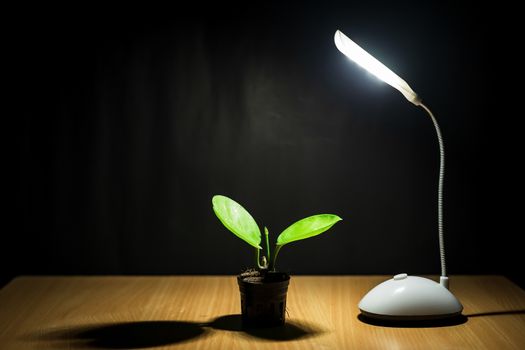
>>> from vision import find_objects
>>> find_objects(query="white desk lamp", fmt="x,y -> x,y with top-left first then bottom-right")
334,29 -> 463,320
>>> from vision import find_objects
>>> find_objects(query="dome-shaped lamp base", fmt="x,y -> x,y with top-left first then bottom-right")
359,274 -> 463,321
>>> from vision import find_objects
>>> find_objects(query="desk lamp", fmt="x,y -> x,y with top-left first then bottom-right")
334,29 -> 463,320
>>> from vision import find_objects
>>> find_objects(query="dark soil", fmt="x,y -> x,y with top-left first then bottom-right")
239,269 -> 289,284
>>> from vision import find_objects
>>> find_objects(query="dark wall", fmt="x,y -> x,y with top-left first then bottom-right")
5,2 -> 522,288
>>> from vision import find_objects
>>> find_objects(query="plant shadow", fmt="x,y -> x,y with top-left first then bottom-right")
32,321 -> 207,349
358,313 -> 468,328
208,314 -> 325,341
31,315 -> 324,348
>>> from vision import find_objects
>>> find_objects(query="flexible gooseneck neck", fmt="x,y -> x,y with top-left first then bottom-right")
417,102 -> 448,288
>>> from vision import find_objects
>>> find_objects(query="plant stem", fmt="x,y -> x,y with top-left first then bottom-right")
255,248 -> 268,270
264,227 -> 271,262
270,245 -> 283,271
255,248 -> 262,269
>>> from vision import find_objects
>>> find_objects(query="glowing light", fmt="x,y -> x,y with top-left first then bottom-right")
334,30 -> 420,105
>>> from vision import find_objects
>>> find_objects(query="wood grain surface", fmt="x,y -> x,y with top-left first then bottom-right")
1,275 -> 524,349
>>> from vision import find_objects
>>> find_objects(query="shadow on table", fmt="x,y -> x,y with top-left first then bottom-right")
209,314 -> 324,341
465,309 -> 525,317
30,314 -> 324,348
358,314 -> 468,328
31,321 -> 207,349
358,309 -> 525,328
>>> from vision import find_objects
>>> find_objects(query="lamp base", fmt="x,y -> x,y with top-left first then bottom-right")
358,274 -> 463,321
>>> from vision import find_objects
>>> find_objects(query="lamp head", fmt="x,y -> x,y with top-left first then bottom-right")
334,30 -> 421,105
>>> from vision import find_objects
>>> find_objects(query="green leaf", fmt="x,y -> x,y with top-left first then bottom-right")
212,195 -> 261,249
276,214 -> 342,246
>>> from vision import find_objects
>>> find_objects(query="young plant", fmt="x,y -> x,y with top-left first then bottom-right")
212,195 -> 342,271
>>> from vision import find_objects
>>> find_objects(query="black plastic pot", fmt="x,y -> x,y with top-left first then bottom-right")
237,272 -> 290,327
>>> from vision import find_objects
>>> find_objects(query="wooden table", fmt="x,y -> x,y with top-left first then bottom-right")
1,275 -> 524,349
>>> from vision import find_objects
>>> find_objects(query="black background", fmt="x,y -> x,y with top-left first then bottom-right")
5,1 -> 523,288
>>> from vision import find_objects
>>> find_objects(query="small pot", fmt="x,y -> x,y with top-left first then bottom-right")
237,272 -> 290,327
